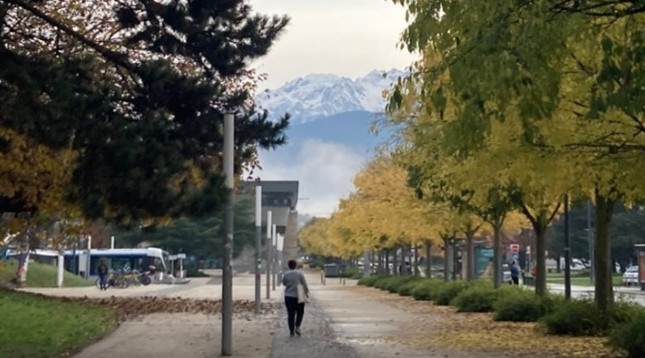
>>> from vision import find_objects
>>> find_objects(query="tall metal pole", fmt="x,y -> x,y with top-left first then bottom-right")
587,201 -> 595,283
254,185 -> 262,314
86,235 -> 92,279
564,194 -> 571,300
266,210 -> 272,299
272,224 -> 277,290
221,113 -> 234,356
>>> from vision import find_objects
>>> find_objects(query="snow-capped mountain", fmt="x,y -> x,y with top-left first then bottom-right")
255,69 -> 406,123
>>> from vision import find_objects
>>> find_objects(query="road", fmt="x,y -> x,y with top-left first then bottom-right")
547,283 -> 645,305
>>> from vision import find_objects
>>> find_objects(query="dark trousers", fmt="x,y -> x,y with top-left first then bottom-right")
99,274 -> 108,290
512,276 -> 519,285
285,296 -> 305,334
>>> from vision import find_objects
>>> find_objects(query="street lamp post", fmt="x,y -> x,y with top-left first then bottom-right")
266,210 -> 272,299
254,185 -> 262,314
221,113 -> 234,356
272,224 -> 277,290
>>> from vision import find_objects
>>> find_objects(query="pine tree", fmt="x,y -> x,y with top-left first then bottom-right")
0,0 -> 290,223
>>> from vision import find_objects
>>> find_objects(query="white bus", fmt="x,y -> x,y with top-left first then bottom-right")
64,247 -> 169,279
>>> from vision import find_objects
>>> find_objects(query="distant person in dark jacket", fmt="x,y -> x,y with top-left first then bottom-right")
281,259 -> 309,337
510,260 -> 520,285
97,258 -> 109,290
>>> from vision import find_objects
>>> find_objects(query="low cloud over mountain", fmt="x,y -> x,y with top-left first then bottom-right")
253,69 -> 405,217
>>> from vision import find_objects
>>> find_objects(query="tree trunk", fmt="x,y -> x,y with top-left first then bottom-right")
425,241 -> 432,278
413,244 -> 419,276
594,191 -> 615,311
493,221 -> 503,288
392,248 -> 399,276
535,224 -> 547,296
465,230 -> 475,281
15,229 -> 32,286
443,236 -> 450,282
556,255 -> 561,273
400,245 -> 407,276
385,249 -> 390,276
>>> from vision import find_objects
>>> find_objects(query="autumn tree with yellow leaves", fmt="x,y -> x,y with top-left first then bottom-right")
390,0 -> 645,309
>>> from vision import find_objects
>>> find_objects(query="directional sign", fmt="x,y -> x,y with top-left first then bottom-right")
510,244 -> 520,254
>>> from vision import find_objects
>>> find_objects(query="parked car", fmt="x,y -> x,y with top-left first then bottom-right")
623,266 -> 639,287
570,258 -> 589,271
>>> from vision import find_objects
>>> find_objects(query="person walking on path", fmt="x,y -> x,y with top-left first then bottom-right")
282,259 -> 309,337
510,260 -> 520,285
97,258 -> 109,290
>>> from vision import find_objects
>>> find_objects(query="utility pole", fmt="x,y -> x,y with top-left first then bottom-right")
221,113 -> 234,356
266,210 -> 272,299
254,185 -> 262,314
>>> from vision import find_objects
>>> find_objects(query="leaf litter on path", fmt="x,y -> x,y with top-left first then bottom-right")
344,286 -> 613,358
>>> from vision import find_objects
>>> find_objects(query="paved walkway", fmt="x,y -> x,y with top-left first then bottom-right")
270,273 -> 499,358
24,271 -> 640,357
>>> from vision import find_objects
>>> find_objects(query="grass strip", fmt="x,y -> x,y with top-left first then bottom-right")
0,289 -> 117,358
0,260 -> 94,287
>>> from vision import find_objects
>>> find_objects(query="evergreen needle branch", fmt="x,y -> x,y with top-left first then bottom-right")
2,0 -> 133,71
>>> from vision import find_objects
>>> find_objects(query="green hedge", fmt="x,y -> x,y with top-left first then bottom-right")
493,287 -> 559,322
609,311 -> 645,358
357,275 -> 382,287
382,276 -> 418,293
451,283 -> 497,312
340,267 -> 362,279
411,279 -> 445,301
435,281 -> 471,305
398,279 -> 423,296
373,277 -> 398,290
539,299 -> 609,336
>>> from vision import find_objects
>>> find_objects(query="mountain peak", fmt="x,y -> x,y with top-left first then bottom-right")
256,69 -> 405,123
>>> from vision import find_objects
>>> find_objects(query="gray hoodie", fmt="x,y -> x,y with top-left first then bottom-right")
282,270 -> 309,298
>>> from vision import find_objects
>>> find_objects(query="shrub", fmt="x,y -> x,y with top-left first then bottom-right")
451,283 -> 498,312
411,279 -> 444,301
186,267 -> 209,277
357,275 -> 382,287
435,281 -> 471,305
384,276 -> 418,293
340,267 -> 362,279
373,277 -> 398,290
609,311 -> 645,358
493,287 -> 546,322
609,301 -> 644,326
539,292 -> 566,315
539,299 -> 609,336
398,279 -> 423,296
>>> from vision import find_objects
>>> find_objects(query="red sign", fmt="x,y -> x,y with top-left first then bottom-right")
510,244 -> 520,254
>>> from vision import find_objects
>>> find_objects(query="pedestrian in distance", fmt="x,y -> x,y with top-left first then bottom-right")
97,257 -> 109,290
282,259 -> 309,337
510,260 -> 520,285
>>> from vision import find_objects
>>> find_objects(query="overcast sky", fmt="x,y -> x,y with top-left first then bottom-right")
249,0 -> 417,217
250,0 -> 416,91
